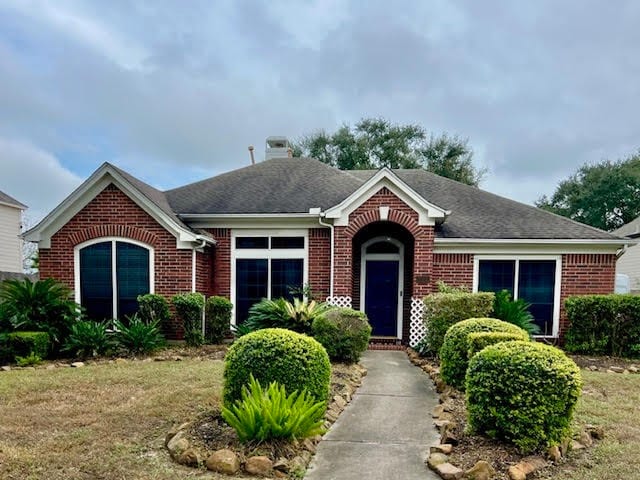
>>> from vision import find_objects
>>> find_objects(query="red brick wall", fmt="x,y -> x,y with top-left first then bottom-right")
206,228 -> 231,298
559,253 -> 616,337
309,228 -> 330,300
39,183 -> 194,338
432,253 -> 474,291
195,248 -> 213,295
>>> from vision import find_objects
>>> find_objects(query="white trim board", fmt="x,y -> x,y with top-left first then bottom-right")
324,168 -> 449,226
23,163 -> 212,249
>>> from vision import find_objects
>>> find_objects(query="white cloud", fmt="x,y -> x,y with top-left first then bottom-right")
0,138 -> 82,222
2,0 -> 148,70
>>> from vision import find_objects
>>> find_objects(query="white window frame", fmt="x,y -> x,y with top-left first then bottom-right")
359,236 -> 404,339
74,237 -> 155,319
230,229 -> 309,325
472,255 -> 562,338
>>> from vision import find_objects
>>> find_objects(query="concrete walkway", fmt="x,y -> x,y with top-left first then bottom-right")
305,350 -> 440,480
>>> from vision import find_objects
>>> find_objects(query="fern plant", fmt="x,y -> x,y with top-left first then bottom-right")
15,351 -> 42,367
222,374 -> 326,443
492,290 -> 540,336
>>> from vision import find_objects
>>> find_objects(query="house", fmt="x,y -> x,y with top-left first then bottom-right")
24,142 -> 631,344
613,216 -> 640,293
0,190 -> 27,274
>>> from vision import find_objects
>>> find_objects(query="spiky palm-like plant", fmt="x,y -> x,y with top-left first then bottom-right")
0,278 -> 81,346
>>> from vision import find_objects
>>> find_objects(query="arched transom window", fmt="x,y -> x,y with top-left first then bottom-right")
75,239 -> 153,320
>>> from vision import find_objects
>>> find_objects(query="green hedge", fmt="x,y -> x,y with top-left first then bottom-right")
312,308 -> 372,363
172,293 -> 205,346
564,294 -> 640,357
423,292 -> 494,354
466,341 -> 582,452
467,331 -> 528,358
7,331 -> 51,359
0,333 -> 11,364
440,318 -> 529,390
205,296 -> 232,344
223,328 -> 331,407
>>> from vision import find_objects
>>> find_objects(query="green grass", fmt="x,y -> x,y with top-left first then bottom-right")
554,370 -> 640,479
0,359 -> 227,479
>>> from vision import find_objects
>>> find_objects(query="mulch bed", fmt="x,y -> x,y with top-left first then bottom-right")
174,362 -> 367,477
406,348 -> 598,480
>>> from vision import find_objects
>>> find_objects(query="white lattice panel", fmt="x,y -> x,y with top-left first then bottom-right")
409,297 -> 426,347
326,296 -> 352,308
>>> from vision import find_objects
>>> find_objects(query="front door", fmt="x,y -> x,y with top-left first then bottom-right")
364,260 -> 399,336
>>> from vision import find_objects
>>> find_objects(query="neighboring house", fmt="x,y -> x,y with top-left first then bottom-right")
613,216 -> 640,293
0,190 -> 27,273
24,142 -> 632,344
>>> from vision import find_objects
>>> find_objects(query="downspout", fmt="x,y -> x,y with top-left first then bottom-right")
191,238 -> 208,337
317,213 -> 334,299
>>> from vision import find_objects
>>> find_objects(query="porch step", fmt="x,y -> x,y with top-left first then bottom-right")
368,337 -> 405,351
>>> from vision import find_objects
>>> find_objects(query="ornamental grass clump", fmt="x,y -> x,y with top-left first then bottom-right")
223,328 -> 330,407
222,375 -> 326,443
466,341 -> 582,453
439,317 -> 529,390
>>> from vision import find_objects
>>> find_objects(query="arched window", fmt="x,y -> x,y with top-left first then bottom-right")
76,239 -> 153,320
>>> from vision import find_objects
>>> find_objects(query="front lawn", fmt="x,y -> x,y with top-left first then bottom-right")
551,370 -> 640,479
0,358 -> 224,479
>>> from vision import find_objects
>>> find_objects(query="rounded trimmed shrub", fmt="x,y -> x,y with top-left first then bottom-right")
312,308 -> 372,363
223,328 -> 331,407
466,341 -> 582,452
440,318 -> 529,390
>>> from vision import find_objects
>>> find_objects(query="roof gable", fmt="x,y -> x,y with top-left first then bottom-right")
613,215 -> 640,238
24,163 -> 210,248
324,167 -> 449,226
0,190 -> 27,210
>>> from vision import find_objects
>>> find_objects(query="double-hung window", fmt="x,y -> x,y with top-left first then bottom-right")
233,233 -> 306,324
475,256 -> 561,337
75,238 -> 153,321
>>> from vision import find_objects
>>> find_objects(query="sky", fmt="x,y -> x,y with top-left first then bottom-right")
0,0 -> 639,225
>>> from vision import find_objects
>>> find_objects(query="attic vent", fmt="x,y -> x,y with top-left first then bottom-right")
265,136 -> 292,160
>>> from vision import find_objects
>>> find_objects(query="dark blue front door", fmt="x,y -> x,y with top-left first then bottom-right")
364,260 -> 399,336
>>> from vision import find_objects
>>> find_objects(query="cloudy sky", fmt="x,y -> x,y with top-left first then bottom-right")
0,0 -> 639,224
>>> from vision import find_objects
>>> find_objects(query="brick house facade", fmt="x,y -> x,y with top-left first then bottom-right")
27,159 -> 629,344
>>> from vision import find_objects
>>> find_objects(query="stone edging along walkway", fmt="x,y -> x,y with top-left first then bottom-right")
406,349 -> 605,480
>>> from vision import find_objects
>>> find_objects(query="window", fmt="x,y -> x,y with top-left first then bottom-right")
476,257 -> 559,336
233,233 -> 307,324
77,239 -> 152,320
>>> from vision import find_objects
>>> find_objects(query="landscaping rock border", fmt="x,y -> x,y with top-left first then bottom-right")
407,348 -> 603,480
164,362 -> 367,477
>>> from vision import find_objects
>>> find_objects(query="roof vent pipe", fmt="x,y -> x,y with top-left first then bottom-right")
248,145 -> 255,165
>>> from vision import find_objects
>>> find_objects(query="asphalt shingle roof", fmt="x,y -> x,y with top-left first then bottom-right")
613,216 -> 640,238
0,190 -> 27,209
160,157 -> 622,240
